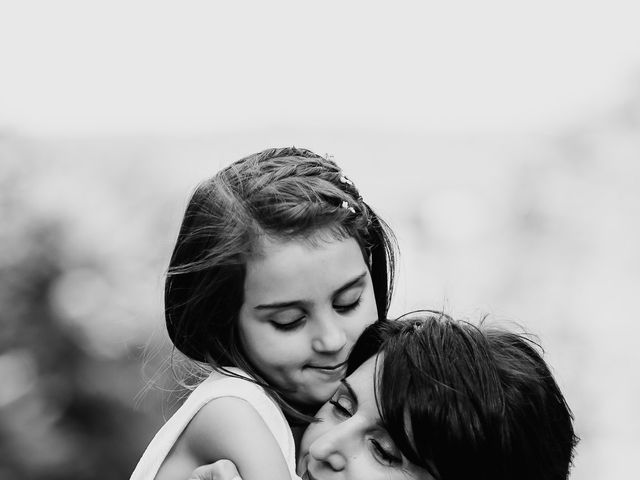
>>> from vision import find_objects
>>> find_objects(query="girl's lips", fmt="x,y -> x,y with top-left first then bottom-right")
298,454 -> 320,480
305,361 -> 347,371
304,362 -> 347,382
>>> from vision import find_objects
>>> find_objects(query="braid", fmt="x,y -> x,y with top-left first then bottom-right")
219,147 -> 370,241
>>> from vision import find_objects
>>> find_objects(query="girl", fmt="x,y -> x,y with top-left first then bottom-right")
131,147 -> 398,480
195,311 -> 579,480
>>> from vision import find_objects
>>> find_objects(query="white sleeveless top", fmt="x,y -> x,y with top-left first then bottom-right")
130,367 -> 301,480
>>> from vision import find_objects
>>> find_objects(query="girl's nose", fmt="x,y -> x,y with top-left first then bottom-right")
311,314 -> 347,353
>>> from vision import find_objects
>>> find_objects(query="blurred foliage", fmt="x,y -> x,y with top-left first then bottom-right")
0,145 -> 182,479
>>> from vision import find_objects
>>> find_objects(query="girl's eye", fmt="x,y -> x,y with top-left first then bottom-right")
370,439 -> 402,466
270,316 -> 305,331
329,395 -> 354,418
333,295 -> 362,314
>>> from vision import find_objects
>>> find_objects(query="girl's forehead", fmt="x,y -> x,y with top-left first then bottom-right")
249,235 -> 363,269
253,228 -> 353,254
243,233 -> 370,302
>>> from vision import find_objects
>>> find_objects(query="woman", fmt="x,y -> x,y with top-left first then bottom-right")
190,311 -> 578,480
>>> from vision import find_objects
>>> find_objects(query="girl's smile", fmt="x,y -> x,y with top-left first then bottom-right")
238,231 -> 378,408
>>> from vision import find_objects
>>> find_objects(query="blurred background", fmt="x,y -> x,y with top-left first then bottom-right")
1,1 -> 639,479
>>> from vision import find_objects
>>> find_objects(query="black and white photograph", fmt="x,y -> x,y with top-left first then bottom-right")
1,1 -> 639,479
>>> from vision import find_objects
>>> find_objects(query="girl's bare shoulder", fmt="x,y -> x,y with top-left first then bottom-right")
156,396 -> 292,480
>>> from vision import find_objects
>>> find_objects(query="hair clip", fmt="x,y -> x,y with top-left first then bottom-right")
339,175 -> 354,186
341,201 -> 356,214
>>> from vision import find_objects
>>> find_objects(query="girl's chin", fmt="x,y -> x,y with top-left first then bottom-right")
289,387 -> 336,410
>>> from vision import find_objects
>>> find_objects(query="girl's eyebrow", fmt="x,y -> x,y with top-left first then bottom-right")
333,271 -> 368,297
254,271 -> 368,310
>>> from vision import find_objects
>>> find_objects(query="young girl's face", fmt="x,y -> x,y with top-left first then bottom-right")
297,356 -> 431,480
238,232 -> 378,407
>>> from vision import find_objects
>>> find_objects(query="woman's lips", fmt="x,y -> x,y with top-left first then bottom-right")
302,469 -> 320,480
298,453 -> 321,480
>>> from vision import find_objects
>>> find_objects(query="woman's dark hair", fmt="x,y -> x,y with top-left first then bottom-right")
347,311 -> 579,480
164,147 -> 397,415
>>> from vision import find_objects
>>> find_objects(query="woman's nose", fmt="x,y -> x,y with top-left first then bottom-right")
311,313 -> 347,354
307,425 -> 350,472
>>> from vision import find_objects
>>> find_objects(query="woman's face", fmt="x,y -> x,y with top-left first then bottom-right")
238,232 -> 378,407
297,356 -> 432,480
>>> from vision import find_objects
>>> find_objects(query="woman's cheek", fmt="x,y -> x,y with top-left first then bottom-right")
311,407 -> 336,438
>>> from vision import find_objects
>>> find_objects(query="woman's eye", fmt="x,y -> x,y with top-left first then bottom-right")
371,439 -> 402,466
333,296 -> 362,313
329,395 -> 354,418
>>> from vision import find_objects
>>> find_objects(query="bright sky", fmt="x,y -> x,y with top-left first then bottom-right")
1,0 -> 639,135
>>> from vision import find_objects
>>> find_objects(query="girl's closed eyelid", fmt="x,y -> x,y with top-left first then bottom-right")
333,297 -> 362,313
265,307 -> 306,323
333,284 -> 364,308
269,315 -> 306,331
334,283 -> 364,301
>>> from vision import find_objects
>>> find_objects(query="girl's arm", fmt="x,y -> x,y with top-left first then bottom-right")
188,460 -> 241,480
156,397 -> 292,480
